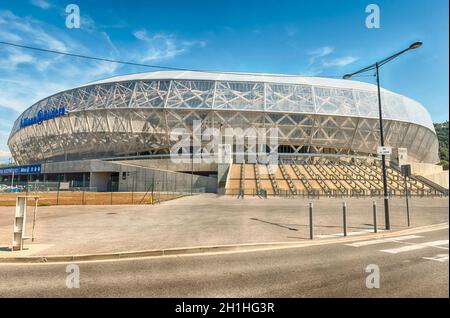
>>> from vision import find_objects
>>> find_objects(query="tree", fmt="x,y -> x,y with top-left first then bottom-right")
434,121 -> 449,169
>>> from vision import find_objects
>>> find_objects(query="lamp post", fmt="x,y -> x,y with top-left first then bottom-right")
343,41 -> 422,230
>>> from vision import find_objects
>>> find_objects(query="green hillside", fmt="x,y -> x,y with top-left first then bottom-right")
434,121 -> 449,169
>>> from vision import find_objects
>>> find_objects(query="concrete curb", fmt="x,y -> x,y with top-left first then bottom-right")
0,223 -> 447,264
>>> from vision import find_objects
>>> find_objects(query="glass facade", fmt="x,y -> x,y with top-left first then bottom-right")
8,72 -> 439,164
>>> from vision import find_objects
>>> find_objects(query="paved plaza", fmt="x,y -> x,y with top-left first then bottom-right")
0,194 -> 448,257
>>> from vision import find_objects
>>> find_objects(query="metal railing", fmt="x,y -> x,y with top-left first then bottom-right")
224,188 -> 447,198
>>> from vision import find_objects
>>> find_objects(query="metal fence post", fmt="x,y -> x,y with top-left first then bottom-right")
343,202 -> 347,236
373,201 -> 378,233
131,173 -> 135,205
404,175 -> 411,227
56,181 -> 60,206
309,202 -> 314,240
31,196 -> 38,242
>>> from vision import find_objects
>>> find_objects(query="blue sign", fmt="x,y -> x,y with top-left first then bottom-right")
20,106 -> 66,128
0,164 -> 42,175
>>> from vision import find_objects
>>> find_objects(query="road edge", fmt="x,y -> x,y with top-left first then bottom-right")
0,223 -> 447,264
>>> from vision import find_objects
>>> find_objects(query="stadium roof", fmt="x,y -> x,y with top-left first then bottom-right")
79,70 -> 434,132
85,70 -> 383,92
9,71 -> 438,164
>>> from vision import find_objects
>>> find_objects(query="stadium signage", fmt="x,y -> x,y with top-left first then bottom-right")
377,146 -> 392,156
20,106 -> 66,128
0,164 -> 41,175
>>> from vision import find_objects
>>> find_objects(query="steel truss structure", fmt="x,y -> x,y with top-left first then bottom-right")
8,71 -> 439,164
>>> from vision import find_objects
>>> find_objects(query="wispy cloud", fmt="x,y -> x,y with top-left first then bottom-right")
0,10 -> 119,113
0,105 -> 19,161
308,46 -> 334,64
0,10 -> 207,113
133,29 -> 206,62
0,10 -> 67,52
30,0 -> 51,10
0,9 -> 118,159
0,30 -> 22,42
309,46 -> 334,57
0,149 -> 11,156
0,48 -> 34,70
323,56 -> 359,67
0,9 -> 208,158
304,45 -> 358,75
0,148 -> 12,164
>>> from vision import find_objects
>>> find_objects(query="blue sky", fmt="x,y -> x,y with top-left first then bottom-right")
0,0 -> 448,162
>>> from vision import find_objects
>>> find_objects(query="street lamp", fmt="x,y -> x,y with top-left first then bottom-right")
343,41 -> 422,230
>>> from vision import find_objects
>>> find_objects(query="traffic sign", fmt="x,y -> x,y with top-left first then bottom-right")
401,164 -> 411,177
377,146 -> 392,156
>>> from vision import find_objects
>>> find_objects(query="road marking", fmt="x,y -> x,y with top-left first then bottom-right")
318,229 -> 384,238
380,240 -> 449,254
345,235 -> 422,247
422,254 -> 449,263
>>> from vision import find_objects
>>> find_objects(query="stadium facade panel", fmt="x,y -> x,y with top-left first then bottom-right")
8,71 -> 439,164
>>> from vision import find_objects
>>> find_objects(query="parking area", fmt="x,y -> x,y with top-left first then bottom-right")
0,194 -> 447,256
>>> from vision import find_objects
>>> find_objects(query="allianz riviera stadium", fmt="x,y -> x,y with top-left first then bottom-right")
6,71 -> 447,196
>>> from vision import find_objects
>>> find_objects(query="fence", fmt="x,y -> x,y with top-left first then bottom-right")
0,189 -> 201,207
0,164 -> 217,206
0,181 -> 94,193
225,188 -> 448,198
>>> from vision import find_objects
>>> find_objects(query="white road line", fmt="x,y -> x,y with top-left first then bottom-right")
345,235 -> 423,247
318,229 -> 384,239
380,240 -> 449,254
422,254 -> 449,263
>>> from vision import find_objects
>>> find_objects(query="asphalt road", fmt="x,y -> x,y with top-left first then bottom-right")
0,228 -> 448,297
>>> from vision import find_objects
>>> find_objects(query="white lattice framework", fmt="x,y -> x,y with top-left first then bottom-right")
8,71 -> 439,164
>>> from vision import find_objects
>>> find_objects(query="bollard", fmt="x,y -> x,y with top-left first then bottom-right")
373,201 -> 378,233
343,202 -> 347,236
31,196 -> 39,242
309,202 -> 314,240
404,175 -> 411,227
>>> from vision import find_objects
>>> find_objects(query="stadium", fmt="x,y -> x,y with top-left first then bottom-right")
3,71 -> 448,197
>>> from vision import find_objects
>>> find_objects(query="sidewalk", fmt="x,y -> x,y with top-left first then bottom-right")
0,194 -> 448,258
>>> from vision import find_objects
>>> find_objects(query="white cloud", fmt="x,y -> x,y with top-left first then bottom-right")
133,29 -> 206,62
0,10 -> 68,52
308,46 -> 334,65
133,29 -> 148,41
0,149 -> 11,156
80,14 -> 97,32
0,10 -> 207,154
0,30 -> 22,42
0,131 -> 11,137
309,46 -> 334,57
0,10 -> 119,112
0,77 -> 69,111
30,0 -> 51,10
102,32 -> 120,56
304,46 -> 358,75
323,56 -> 359,67
0,9 -> 123,155
0,48 -> 34,70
